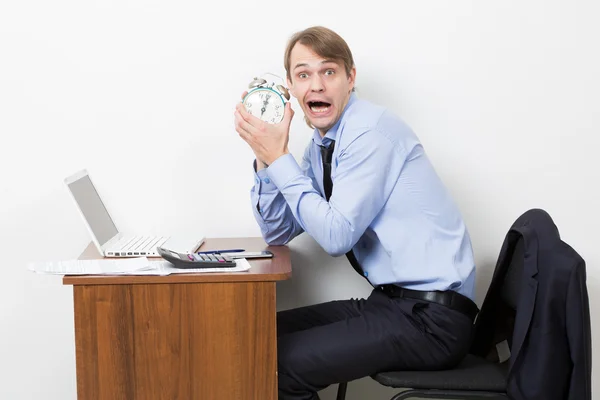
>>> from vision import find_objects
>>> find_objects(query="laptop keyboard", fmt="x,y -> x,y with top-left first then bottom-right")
108,236 -> 169,256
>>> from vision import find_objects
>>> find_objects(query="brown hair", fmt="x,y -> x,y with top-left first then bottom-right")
284,26 -> 355,84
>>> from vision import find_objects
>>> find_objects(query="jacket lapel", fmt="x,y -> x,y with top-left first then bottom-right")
509,225 -> 539,375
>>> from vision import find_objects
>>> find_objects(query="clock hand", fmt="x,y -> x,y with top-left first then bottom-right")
261,94 -> 271,117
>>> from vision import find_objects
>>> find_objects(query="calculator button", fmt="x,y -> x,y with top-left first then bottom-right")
192,253 -> 202,261
187,254 -> 194,261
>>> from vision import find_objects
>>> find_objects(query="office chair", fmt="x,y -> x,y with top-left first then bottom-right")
335,237 -> 525,400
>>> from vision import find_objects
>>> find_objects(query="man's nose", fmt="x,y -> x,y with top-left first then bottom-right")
310,75 -> 325,92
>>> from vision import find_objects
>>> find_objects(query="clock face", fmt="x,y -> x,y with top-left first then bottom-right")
243,88 -> 285,124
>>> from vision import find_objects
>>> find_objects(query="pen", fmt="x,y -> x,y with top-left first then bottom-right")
197,248 -> 245,254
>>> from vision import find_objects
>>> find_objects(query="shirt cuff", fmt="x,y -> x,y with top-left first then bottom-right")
267,153 -> 303,190
252,160 -> 278,194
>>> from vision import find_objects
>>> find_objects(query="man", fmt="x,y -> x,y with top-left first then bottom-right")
234,26 -> 477,400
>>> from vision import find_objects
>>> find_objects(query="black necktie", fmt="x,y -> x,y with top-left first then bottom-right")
319,141 -> 368,281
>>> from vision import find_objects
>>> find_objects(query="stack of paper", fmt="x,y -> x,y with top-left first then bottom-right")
27,257 -> 251,276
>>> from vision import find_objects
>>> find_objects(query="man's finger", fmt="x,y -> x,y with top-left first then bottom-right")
282,101 -> 295,126
236,103 -> 252,121
236,103 -> 256,127
235,110 -> 260,137
238,106 -> 267,132
236,101 -> 269,133
236,122 -> 254,144
240,91 -> 248,100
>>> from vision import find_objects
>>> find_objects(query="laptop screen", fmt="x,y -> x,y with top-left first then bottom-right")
67,174 -> 118,247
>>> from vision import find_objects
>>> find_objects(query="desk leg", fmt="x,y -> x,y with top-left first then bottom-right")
73,281 -> 277,400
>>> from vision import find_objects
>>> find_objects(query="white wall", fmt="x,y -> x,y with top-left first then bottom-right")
1,0 -> 599,399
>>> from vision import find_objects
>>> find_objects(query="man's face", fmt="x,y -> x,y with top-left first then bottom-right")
287,43 -> 356,135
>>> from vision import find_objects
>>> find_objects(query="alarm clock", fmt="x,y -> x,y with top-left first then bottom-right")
242,74 -> 290,124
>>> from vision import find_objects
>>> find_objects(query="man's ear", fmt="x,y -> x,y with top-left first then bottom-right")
348,67 -> 356,92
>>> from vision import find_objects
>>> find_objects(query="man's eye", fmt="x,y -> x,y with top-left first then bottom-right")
325,70 -> 335,76
298,73 -> 308,79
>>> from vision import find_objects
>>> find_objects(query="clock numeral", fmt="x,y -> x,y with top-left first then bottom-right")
245,102 -> 252,107
271,118 -> 276,123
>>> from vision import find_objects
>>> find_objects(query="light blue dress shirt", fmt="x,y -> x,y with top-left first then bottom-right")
250,93 -> 476,300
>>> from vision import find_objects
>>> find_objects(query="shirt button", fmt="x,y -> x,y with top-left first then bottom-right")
264,178 -> 271,184
364,271 -> 368,277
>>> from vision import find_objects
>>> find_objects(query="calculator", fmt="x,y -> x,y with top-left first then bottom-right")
157,247 -> 237,269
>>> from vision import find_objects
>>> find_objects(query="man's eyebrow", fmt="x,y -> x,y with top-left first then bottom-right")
293,60 -> 339,70
294,63 -> 309,70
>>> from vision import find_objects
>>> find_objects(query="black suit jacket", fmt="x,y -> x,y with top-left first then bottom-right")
471,209 -> 591,400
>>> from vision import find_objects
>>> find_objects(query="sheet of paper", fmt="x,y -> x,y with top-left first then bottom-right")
27,257 -> 251,276
27,257 -> 150,275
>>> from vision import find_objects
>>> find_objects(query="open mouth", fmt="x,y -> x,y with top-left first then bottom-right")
307,101 -> 332,114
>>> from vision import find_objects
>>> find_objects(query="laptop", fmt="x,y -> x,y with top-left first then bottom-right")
64,169 -> 205,258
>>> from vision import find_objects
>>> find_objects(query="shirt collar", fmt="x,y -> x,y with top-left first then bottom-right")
312,92 -> 357,147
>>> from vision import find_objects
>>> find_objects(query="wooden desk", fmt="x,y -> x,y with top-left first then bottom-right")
63,237 -> 291,400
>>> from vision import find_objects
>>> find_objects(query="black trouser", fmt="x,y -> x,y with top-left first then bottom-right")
276,288 -> 474,400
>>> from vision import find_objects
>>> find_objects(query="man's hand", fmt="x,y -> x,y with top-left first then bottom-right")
234,96 -> 294,167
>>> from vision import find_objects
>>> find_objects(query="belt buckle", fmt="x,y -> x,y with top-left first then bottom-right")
379,285 -> 397,296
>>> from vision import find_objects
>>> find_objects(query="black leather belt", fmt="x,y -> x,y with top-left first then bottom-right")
377,284 -> 479,322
